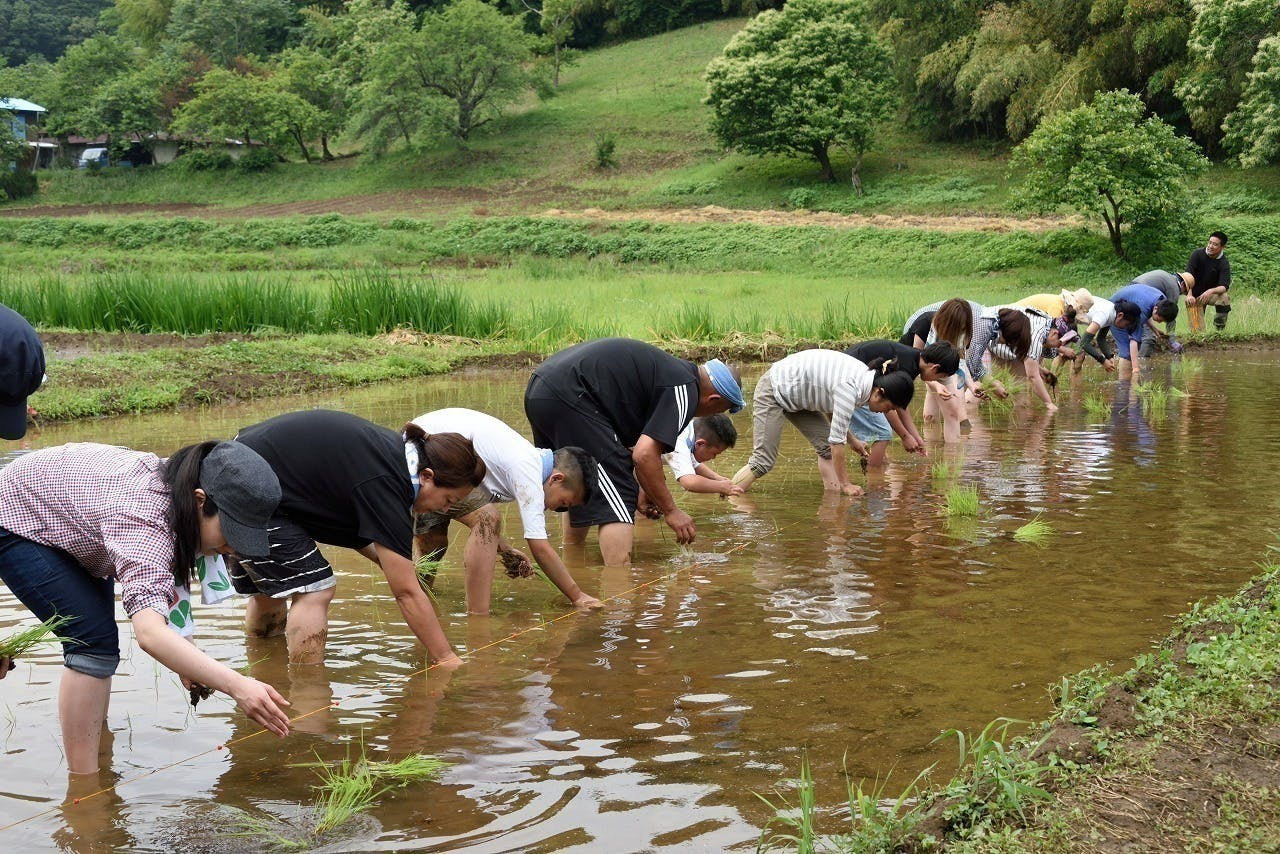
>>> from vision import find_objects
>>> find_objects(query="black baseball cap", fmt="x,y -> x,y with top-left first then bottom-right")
198,441 -> 281,557
0,305 -> 45,441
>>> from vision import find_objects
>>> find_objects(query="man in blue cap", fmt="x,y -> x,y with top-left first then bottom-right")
525,338 -> 744,565
0,305 -> 44,441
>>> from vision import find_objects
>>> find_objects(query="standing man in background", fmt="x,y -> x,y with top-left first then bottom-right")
1185,231 -> 1231,331
0,304 -> 45,441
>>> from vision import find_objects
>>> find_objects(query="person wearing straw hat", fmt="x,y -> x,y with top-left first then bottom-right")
1130,269 -> 1192,353
0,440 -> 292,773
525,338 -> 744,566
0,304 -> 45,441
410,407 -> 604,615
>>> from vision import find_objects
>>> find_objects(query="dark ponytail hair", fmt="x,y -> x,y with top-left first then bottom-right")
163,441 -> 221,590
921,341 -> 960,376
864,356 -> 916,408
402,423 -> 487,489
996,308 -> 1031,361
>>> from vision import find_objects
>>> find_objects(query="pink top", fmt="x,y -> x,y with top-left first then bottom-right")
0,443 -> 179,618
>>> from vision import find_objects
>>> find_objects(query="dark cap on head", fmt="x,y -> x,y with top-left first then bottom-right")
0,305 -> 45,441
198,441 -> 281,557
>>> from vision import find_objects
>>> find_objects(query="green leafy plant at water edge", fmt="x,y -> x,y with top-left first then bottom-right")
0,614 -> 77,658
945,485 -> 980,517
755,752 -> 818,854
935,718 -> 1051,828
1013,516 -> 1052,546
1134,381 -> 1170,421
1172,356 -> 1203,376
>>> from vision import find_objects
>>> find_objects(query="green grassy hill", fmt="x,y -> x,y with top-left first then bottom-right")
18,17 -> 1277,219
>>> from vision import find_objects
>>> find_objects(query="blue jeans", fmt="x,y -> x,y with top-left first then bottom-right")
0,527 -> 120,677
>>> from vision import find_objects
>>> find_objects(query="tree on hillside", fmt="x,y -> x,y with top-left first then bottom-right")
1222,35 -> 1280,167
407,0 -> 536,143
43,33 -> 135,137
274,46 -> 347,160
1010,89 -> 1207,258
171,67 -> 322,160
705,0 -> 897,186
165,0 -> 293,66
346,0 -> 535,150
115,0 -> 175,48
519,0 -> 599,87
1176,0 -> 1280,153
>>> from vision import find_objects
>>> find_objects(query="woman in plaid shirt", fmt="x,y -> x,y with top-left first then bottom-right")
0,441 -> 293,774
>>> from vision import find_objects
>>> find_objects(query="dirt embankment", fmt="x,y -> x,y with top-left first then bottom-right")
1,192 -> 1076,233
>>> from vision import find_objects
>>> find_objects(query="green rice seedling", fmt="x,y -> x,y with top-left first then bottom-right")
414,557 -> 442,601
935,718 -> 1051,828
310,754 -> 381,836
533,567 -> 563,595
1171,355 -> 1203,376
755,752 -> 818,854
945,485 -> 980,517
364,754 -> 450,784
1134,382 -> 1170,421
222,806 -> 311,850
930,460 -> 959,489
1082,392 -> 1110,421
0,615 -> 76,658
1012,516 -> 1052,546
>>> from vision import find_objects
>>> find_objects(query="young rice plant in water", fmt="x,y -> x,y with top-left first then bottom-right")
1013,516 -> 1052,546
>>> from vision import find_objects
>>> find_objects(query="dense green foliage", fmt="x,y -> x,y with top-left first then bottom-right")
0,0 -> 109,65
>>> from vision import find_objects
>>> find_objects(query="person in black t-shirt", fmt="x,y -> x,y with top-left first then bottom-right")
844,340 -> 959,466
1185,230 -> 1232,330
524,338 -> 745,565
233,410 -> 486,666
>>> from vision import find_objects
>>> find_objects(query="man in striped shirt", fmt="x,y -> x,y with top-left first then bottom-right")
525,338 -> 744,565
732,349 -> 914,497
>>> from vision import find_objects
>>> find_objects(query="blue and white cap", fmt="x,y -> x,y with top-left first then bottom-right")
703,359 -> 745,413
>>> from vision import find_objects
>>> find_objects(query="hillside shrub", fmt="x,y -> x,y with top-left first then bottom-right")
0,169 -> 38,202
235,147 -> 278,172
173,150 -> 235,174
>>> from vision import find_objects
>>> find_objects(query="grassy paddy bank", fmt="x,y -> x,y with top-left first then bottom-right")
759,558 -> 1280,852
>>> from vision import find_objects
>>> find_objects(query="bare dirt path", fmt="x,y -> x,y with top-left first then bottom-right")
1,194 -> 1076,232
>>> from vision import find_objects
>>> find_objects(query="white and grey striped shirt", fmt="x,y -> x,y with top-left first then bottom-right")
981,305 -> 1054,368
766,349 -> 874,446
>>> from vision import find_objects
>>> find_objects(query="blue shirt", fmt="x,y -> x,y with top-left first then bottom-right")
1108,283 -> 1163,355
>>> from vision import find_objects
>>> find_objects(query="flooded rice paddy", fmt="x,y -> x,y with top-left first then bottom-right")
3,353 -> 1280,851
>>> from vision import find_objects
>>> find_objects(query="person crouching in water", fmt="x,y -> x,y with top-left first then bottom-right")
731,350 -> 915,496
845,339 -> 960,466
662,414 -> 743,497
0,441 -> 292,774
232,410 -> 486,666
410,407 -> 604,615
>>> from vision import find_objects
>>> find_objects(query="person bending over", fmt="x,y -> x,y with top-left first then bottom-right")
731,349 -> 915,496
845,339 -> 959,466
411,407 -> 603,615
232,409 -> 486,666
525,338 -> 744,566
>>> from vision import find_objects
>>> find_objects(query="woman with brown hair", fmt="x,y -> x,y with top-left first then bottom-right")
900,298 -> 991,442
231,410 -> 486,666
978,307 -> 1059,413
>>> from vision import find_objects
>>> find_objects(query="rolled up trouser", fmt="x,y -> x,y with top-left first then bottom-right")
747,371 -> 833,478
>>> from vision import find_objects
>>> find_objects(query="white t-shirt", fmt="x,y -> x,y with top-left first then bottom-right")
412,408 -> 549,541
663,422 -> 698,480
1085,298 -> 1116,329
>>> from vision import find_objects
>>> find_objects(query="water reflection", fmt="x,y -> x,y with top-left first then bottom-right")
3,354 -> 1280,849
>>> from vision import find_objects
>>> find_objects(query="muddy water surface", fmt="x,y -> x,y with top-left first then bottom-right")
2,355 -> 1278,851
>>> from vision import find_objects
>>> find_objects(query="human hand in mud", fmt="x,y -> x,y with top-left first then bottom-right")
572,593 -> 604,610
500,546 -> 534,579
188,681 -> 214,708
0,655 -> 14,678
